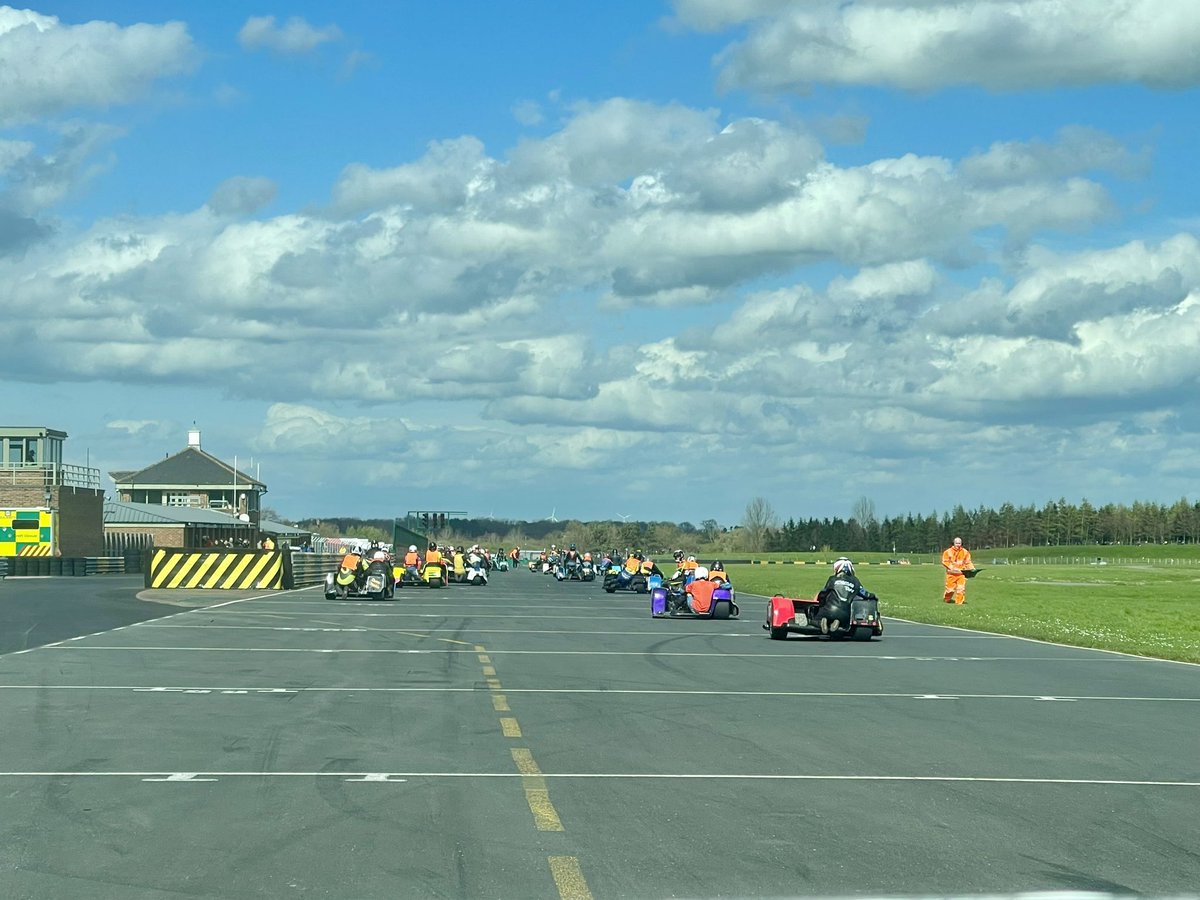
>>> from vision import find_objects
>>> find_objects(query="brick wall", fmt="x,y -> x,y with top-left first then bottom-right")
0,486 -> 45,508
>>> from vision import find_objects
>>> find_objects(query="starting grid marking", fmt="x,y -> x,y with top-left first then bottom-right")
0,685 -> 1195,703
129,622 -> 1009,640
26,645 -> 1146,662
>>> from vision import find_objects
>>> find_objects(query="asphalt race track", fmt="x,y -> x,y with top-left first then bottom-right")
0,569 -> 1197,898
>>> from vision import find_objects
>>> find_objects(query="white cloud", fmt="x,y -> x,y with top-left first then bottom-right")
696,0 -> 1200,93
0,7 -> 197,126
238,16 -> 343,55
207,176 -> 278,217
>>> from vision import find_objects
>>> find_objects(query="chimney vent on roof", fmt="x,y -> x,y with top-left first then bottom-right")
188,429 -> 201,448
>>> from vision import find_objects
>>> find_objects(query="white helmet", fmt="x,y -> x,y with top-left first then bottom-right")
833,557 -> 854,577
409,545 -> 417,552
694,566 -> 709,579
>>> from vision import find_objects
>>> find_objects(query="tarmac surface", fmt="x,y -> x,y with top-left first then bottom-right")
0,569 -> 1197,898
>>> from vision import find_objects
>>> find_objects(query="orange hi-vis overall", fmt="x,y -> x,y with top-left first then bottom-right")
942,545 -> 973,603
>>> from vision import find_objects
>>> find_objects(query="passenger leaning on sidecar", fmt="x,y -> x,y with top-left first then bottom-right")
623,551 -> 643,576
639,556 -> 665,579
340,549 -> 370,589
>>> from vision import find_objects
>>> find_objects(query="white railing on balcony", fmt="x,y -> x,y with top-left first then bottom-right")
0,462 -> 102,490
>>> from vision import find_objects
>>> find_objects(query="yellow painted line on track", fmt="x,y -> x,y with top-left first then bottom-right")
487,678 -> 502,690
491,694 -> 510,712
548,856 -> 593,900
511,748 -> 564,831
500,717 -> 522,737
481,665 -> 496,676
477,654 -> 491,664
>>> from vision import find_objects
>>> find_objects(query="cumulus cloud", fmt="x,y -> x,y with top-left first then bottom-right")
0,102 -> 1146,404
238,16 -> 343,55
3,87 -> 1190,520
0,7 -> 197,126
678,0 -> 1200,93
207,176 -> 278,216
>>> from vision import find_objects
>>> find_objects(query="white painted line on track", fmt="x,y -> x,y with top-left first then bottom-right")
0,771 -> 1196,787
33,646 -> 1146,661
883,614 -> 1200,668
206,607 -> 657,614
129,622 -> 1005,639
0,684 -> 1193,702
0,587 -> 316,658
131,623 -> 762,637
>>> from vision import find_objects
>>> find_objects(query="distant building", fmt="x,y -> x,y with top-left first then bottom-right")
109,429 -> 267,522
0,426 -> 104,557
102,500 -> 313,551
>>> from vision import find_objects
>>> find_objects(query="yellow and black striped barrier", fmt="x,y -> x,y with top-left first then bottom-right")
145,549 -> 284,590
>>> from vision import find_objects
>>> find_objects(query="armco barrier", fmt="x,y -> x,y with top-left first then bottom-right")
85,557 -> 127,575
145,549 -> 284,590
284,552 -> 342,589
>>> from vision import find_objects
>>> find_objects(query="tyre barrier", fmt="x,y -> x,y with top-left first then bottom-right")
145,549 -> 285,590
0,556 -> 132,577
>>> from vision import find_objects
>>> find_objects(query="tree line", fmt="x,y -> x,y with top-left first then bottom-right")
757,496 -> 1200,553
290,495 -> 1200,555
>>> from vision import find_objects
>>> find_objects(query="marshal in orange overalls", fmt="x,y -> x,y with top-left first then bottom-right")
942,539 -> 973,604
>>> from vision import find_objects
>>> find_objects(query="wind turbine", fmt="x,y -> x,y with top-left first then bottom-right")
617,513 -> 631,522
548,507 -> 559,523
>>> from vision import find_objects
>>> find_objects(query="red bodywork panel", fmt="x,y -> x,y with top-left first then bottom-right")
769,594 -> 819,627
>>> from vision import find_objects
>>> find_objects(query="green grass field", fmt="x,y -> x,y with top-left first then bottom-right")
726,559 -> 1200,664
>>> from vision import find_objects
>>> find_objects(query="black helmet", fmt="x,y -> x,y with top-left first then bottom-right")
569,543 -> 576,550
712,560 -> 723,570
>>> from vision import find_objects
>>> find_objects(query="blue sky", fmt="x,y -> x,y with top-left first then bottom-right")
5,1 -> 1200,527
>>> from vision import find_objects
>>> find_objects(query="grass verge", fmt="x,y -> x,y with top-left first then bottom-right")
727,562 -> 1200,664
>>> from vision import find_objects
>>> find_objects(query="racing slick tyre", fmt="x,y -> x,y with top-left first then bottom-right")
766,614 -> 788,640
852,626 -> 874,642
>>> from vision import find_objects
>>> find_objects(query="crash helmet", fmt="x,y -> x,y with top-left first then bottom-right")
373,549 -> 388,561
711,559 -> 722,570
673,549 -> 684,562
687,555 -> 696,562
569,543 -> 576,551
694,566 -> 710,580
408,545 -> 417,552
833,557 -> 854,577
